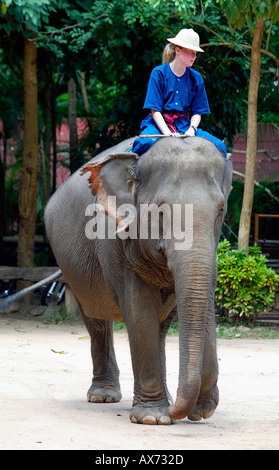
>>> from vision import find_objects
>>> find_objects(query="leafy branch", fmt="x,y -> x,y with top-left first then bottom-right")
38,15 -> 106,37
201,41 -> 279,66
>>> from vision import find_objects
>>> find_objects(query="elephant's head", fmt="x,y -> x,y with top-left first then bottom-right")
81,136 -> 233,420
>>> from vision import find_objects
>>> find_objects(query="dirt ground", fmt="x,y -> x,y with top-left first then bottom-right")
0,312 -> 278,451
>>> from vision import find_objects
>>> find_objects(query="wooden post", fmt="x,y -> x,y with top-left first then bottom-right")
254,214 -> 259,244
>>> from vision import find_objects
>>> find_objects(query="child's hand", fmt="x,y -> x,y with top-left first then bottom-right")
184,127 -> 196,137
170,132 -> 181,137
162,131 -> 180,137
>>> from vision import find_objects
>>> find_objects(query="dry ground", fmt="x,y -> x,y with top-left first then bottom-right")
0,312 -> 278,451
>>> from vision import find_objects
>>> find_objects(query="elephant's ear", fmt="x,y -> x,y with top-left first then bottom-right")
222,158 -> 233,204
81,153 -> 138,224
81,152 -> 138,198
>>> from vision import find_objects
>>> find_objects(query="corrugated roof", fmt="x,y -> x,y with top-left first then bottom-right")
231,124 -> 279,182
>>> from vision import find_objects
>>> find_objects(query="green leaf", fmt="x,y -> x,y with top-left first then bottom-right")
1,3 -> 7,14
247,16 -> 254,31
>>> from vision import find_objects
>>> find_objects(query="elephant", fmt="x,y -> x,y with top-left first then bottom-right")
43,136 -> 233,425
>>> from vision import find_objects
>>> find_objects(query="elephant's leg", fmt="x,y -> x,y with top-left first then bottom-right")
122,274 -> 172,425
159,308 -> 177,406
80,310 -> 122,403
188,291 -> 219,421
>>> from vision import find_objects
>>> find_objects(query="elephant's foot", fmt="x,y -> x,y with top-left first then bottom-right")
87,381 -> 122,403
187,384 -> 219,421
130,401 -> 173,425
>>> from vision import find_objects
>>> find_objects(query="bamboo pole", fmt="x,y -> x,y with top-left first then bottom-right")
137,134 -> 188,138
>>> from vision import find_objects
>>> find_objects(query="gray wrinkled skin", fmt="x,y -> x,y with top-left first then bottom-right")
44,137 -> 233,425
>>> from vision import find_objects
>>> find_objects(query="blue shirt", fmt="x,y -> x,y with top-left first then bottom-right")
143,63 -> 210,116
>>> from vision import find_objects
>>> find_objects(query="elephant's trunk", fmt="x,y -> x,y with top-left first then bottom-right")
168,246 -> 214,420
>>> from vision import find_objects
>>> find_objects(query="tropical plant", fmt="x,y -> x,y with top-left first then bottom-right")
215,239 -> 279,323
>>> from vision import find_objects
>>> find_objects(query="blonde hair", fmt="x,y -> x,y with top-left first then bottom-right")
162,43 -> 177,64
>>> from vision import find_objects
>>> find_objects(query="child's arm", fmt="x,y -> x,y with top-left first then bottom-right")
184,114 -> 201,136
151,110 -> 180,137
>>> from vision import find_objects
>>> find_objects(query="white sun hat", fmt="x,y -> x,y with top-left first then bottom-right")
167,28 -> 204,52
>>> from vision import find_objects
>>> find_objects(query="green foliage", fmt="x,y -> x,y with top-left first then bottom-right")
0,49 -> 23,138
113,321 -> 126,331
1,0 -> 277,149
215,239 -> 279,322
221,0 -> 279,32
0,0 -> 57,34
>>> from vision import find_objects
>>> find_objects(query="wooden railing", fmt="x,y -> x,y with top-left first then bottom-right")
254,213 -> 279,245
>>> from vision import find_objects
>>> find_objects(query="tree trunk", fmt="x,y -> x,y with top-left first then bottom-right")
238,19 -> 265,251
17,36 -> 38,273
0,157 -> 5,258
51,83 -> 57,193
41,77 -> 52,203
79,71 -> 90,113
68,77 -> 79,174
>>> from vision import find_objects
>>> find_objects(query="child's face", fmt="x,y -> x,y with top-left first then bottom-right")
176,47 -> 197,67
